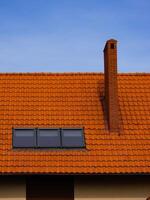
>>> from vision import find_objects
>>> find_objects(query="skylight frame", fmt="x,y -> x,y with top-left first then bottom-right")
12,127 -> 85,149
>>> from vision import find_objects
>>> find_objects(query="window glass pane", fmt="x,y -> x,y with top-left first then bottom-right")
13,129 -> 35,148
63,132 -> 82,137
15,132 -> 34,137
37,129 -> 61,148
62,129 -> 85,148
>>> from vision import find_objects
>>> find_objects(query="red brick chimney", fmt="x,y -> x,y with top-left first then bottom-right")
103,39 -> 120,131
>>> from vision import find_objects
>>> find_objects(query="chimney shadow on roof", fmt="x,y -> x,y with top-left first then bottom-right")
98,79 -> 109,131
98,79 -> 122,134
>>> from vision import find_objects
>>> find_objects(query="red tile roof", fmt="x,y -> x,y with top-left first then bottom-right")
0,72 -> 150,174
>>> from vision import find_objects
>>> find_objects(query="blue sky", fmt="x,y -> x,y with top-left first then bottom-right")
0,0 -> 150,72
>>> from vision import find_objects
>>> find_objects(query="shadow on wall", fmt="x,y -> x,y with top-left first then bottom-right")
0,176 -> 26,198
75,176 -> 150,200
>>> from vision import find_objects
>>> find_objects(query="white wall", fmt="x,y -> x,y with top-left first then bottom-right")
0,176 -> 26,200
75,176 -> 150,200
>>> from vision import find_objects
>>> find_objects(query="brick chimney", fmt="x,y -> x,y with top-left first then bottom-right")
103,39 -> 120,131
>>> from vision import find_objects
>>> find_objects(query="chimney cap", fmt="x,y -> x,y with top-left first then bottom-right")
106,38 -> 117,43
103,39 -> 117,51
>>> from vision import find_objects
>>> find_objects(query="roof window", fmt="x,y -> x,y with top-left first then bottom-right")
13,128 -> 85,149
37,128 -> 61,148
61,128 -> 85,148
13,128 -> 36,148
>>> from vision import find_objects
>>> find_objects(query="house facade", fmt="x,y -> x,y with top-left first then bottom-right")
0,39 -> 150,200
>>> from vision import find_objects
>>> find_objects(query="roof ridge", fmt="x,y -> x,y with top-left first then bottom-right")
0,72 -> 104,76
119,72 -> 150,76
0,72 -> 150,76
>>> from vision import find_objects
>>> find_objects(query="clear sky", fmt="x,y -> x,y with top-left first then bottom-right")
0,0 -> 150,73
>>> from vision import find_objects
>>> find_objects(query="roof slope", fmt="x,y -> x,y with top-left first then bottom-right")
0,72 -> 150,174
